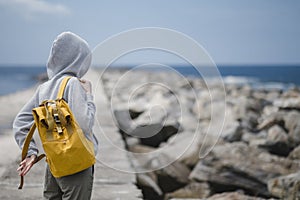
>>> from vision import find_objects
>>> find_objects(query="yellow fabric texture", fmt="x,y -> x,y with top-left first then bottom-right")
22,76 -> 95,178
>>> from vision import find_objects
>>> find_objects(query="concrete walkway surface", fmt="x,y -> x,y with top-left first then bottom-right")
0,69 -> 143,200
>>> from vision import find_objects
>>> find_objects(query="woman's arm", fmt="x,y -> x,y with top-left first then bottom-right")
13,88 -> 40,176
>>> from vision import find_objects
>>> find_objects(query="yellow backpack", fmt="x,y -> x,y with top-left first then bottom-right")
18,76 -> 95,189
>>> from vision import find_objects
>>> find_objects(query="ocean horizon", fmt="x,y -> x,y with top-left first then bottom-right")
0,65 -> 299,96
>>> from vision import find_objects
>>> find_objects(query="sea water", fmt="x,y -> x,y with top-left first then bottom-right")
0,66 -> 46,96
173,65 -> 299,90
0,65 -> 299,96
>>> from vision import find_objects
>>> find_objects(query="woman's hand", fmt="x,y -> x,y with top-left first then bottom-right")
79,79 -> 92,94
17,154 -> 37,176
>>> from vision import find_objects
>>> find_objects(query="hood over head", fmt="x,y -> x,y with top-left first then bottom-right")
47,32 -> 92,79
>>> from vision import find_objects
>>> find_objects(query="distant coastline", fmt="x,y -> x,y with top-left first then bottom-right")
0,65 -> 299,96
0,66 -> 46,96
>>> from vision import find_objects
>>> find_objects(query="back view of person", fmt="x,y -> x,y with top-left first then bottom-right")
13,31 -> 98,199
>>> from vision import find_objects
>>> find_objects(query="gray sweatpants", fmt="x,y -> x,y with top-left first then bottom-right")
43,165 -> 94,200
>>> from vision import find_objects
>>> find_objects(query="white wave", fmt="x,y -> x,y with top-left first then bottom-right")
251,82 -> 294,91
222,76 -> 258,85
205,75 -> 293,91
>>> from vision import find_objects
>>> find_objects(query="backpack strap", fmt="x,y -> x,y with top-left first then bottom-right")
19,76 -> 71,189
57,76 -> 72,99
18,123 -> 46,189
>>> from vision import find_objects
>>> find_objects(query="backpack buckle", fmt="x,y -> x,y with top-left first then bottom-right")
51,103 -> 63,135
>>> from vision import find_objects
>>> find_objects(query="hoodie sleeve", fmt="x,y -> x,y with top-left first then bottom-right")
65,78 -> 98,154
13,88 -> 39,157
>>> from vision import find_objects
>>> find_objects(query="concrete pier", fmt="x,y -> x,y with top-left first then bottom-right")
0,69 -> 143,200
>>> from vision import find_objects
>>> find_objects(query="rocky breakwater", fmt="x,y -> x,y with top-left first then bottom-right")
100,68 -> 300,200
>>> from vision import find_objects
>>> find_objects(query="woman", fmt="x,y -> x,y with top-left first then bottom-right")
13,31 -> 98,199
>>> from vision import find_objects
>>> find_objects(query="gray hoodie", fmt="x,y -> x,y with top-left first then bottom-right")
13,32 -> 98,157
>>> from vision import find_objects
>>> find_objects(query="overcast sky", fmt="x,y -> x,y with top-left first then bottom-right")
0,0 -> 299,66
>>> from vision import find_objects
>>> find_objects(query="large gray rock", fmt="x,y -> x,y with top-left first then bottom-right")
267,125 -> 288,142
261,105 -> 279,118
137,173 -> 163,199
268,171 -> 300,199
230,95 -> 262,120
288,145 -> 300,160
257,111 -> 286,130
241,110 -> 260,130
282,88 -> 300,98
114,110 -> 134,133
202,191 -> 270,200
273,97 -> 300,109
151,154 -> 191,193
137,122 -> 181,147
159,131 -> 202,168
192,88 -> 226,121
164,182 -> 210,200
129,144 -> 156,154
256,110 -> 300,155
114,110 -> 181,147
222,122 -> 243,142
242,130 -> 267,145
258,125 -> 290,156
131,152 -> 191,193
284,111 -> 300,146
189,142 -> 300,197
179,112 -> 199,132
